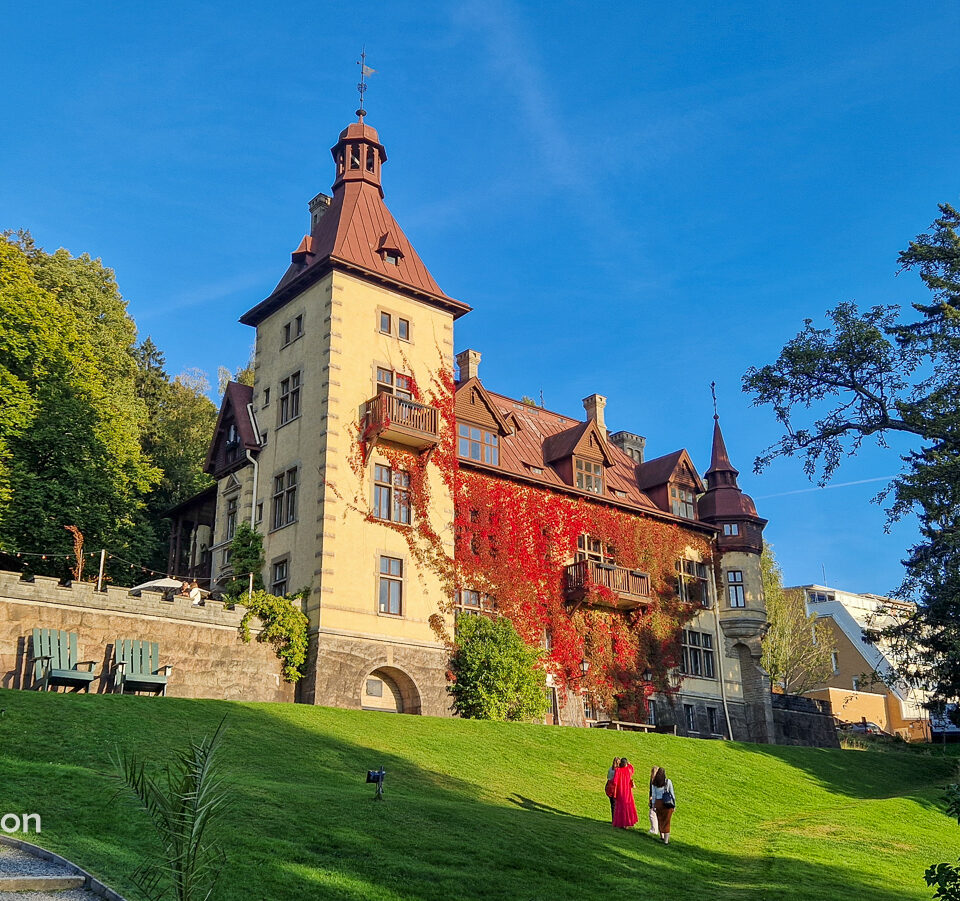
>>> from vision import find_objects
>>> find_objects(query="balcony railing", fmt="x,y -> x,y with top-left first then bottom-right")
564,559 -> 652,610
363,392 -> 439,450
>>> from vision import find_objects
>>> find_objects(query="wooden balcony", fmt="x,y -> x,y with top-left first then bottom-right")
564,559 -> 652,611
363,392 -> 439,450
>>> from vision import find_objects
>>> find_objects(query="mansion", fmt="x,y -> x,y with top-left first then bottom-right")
169,111 -> 777,740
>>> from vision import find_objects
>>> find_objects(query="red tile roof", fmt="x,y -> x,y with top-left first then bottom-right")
241,119 -> 470,327
456,383 -> 715,532
203,382 -> 260,476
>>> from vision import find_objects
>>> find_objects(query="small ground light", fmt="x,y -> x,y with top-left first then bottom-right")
366,767 -> 385,801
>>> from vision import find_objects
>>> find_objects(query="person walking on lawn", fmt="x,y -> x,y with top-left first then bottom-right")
605,757 -> 621,822
651,766 -> 676,844
612,758 -> 638,829
647,766 -> 660,835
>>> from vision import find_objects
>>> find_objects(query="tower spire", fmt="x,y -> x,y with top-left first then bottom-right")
356,48 -> 375,119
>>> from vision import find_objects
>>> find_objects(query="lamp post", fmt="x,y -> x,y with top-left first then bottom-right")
580,657 -> 590,679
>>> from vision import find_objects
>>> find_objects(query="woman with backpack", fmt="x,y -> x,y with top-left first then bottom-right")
612,757 -> 638,829
650,766 -> 676,844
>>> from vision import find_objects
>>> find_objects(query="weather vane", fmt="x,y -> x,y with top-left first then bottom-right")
356,48 -> 376,118
710,381 -> 718,419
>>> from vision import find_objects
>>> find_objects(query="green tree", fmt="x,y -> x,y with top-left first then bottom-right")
223,522 -> 265,601
743,204 -> 960,705
0,235 -> 159,578
448,615 -> 547,721
925,781 -> 960,900
760,545 -> 836,694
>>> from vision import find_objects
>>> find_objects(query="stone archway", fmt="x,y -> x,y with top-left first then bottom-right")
360,666 -> 422,715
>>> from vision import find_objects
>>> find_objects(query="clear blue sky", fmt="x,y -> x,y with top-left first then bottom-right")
3,2 -> 958,595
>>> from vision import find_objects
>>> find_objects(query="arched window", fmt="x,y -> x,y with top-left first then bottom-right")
350,144 -> 361,169
336,150 -> 345,175
366,146 -> 376,172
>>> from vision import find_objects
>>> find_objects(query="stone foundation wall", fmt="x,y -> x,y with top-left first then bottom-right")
772,694 -> 840,748
300,629 -> 452,717
0,571 -> 293,703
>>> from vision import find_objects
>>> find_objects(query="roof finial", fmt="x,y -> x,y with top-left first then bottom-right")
356,48 -> 375,119
710,381 -> 719,421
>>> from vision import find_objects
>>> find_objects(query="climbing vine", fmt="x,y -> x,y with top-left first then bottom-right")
238,589 -> 309,683
334,361 -> 710,718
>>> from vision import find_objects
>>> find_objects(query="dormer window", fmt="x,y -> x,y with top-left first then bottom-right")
575,458 -> 603,495
224,423 -> 240,463
458,424 -> 499,465
384,251 -> 400,266
671,485 -> 695,518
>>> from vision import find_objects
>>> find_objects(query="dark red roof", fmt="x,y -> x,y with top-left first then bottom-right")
455,383 -> 714,531
698,416 -> 765,524
705,416 -> 739,478
203,382 -> 260,476
241,118 -> 470,327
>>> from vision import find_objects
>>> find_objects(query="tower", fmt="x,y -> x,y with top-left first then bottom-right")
227,112 -> 469,713
698,414 -> 774,742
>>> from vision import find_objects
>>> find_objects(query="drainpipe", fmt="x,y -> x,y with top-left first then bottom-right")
245,403 -> 261,529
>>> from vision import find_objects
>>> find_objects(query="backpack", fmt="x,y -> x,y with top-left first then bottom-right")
661,781 -> 675,809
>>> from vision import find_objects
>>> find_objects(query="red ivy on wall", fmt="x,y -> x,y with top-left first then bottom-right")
336,364 -> 709,719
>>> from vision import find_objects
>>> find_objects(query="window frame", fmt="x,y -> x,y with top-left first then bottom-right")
722,522 -> 740,536
727,570 -> 746,608
225,494 -> 239,541
271,558 -> 289,597
379,311 -> 392,335
278,371 -> 302,427
678,559 -> 711,607
457,423 -> 499,466
373,464 -> 411,525
684,703 -> 698,733
271,466 -> 298,531
670,484 -> 696,518
575,457 -> 604,495
681,629 -> 716,679
378,555 -> 404,616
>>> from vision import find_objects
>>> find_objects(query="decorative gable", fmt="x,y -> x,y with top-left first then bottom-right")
454,378 -> 512,436
204,382 -> 261,478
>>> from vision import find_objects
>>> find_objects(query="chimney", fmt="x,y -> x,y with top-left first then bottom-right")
456,349 -> 482,382
309,192 -> 332,231
582,394 -> 607,431
610,430 -> 646,464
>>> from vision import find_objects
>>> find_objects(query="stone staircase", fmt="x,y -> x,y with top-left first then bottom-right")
0,840 -> 123,900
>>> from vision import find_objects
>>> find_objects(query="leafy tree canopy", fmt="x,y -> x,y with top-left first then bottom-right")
743,204 -> 960,704
448,615 -> 547,722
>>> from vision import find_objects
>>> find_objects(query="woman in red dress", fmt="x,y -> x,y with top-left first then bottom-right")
612,757 -> 638,829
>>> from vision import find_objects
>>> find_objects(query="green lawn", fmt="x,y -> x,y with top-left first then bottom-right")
0,689 -> 955,900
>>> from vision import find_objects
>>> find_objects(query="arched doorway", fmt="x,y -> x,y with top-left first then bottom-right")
361,666 -> 422,715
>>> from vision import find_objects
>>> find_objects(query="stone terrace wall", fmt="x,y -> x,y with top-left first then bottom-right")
0,571 -> 293,703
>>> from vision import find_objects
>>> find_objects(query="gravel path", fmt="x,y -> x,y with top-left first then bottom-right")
0,846 -> 101,900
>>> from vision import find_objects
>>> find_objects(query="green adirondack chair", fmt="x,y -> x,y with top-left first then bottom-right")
113,639 -> 172,696
30,629 -> 98,692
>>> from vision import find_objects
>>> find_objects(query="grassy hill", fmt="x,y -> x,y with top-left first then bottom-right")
0,689 -> 955,901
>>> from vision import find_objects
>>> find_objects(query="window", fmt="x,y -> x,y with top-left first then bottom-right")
378,556 -> 403,615
398,318 -> 409,340
376,368 -> 414,400
350,143 -> 360,169
379,311 -> 391,334
727,570 -> 745,608
612,488 -> 628,499
808,591 -> 835,604
366,146 -> 376,172
852,676 -> 861,691
577,535 -> 614,564
684,703 -> 697,732
722,523 -> 739,536
225,495 -> 239,541
707,707 -> 720,735
671,485 -> 696,518
647,699 -> 657,726
575,458 -> 603,495
373,465 -> 411,524
278,372 -> 301,426
224,422 -> 240,464
271,559 -> 288,596
262,387 -> 270,407
582,693 -> 598,722
366,678 -> 383,697
282,314 -> 304,346
255,503 -> 263,524
458,424 -> 499,465
384,251 -> 400,266
454,589 -> 495,618
831,652 -> 839,673
678,560 -> 711,606
681,629 -> 715,679
271,467 -> 298,530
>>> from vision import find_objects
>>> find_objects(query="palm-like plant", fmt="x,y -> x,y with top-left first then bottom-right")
113,719 -> 230,901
